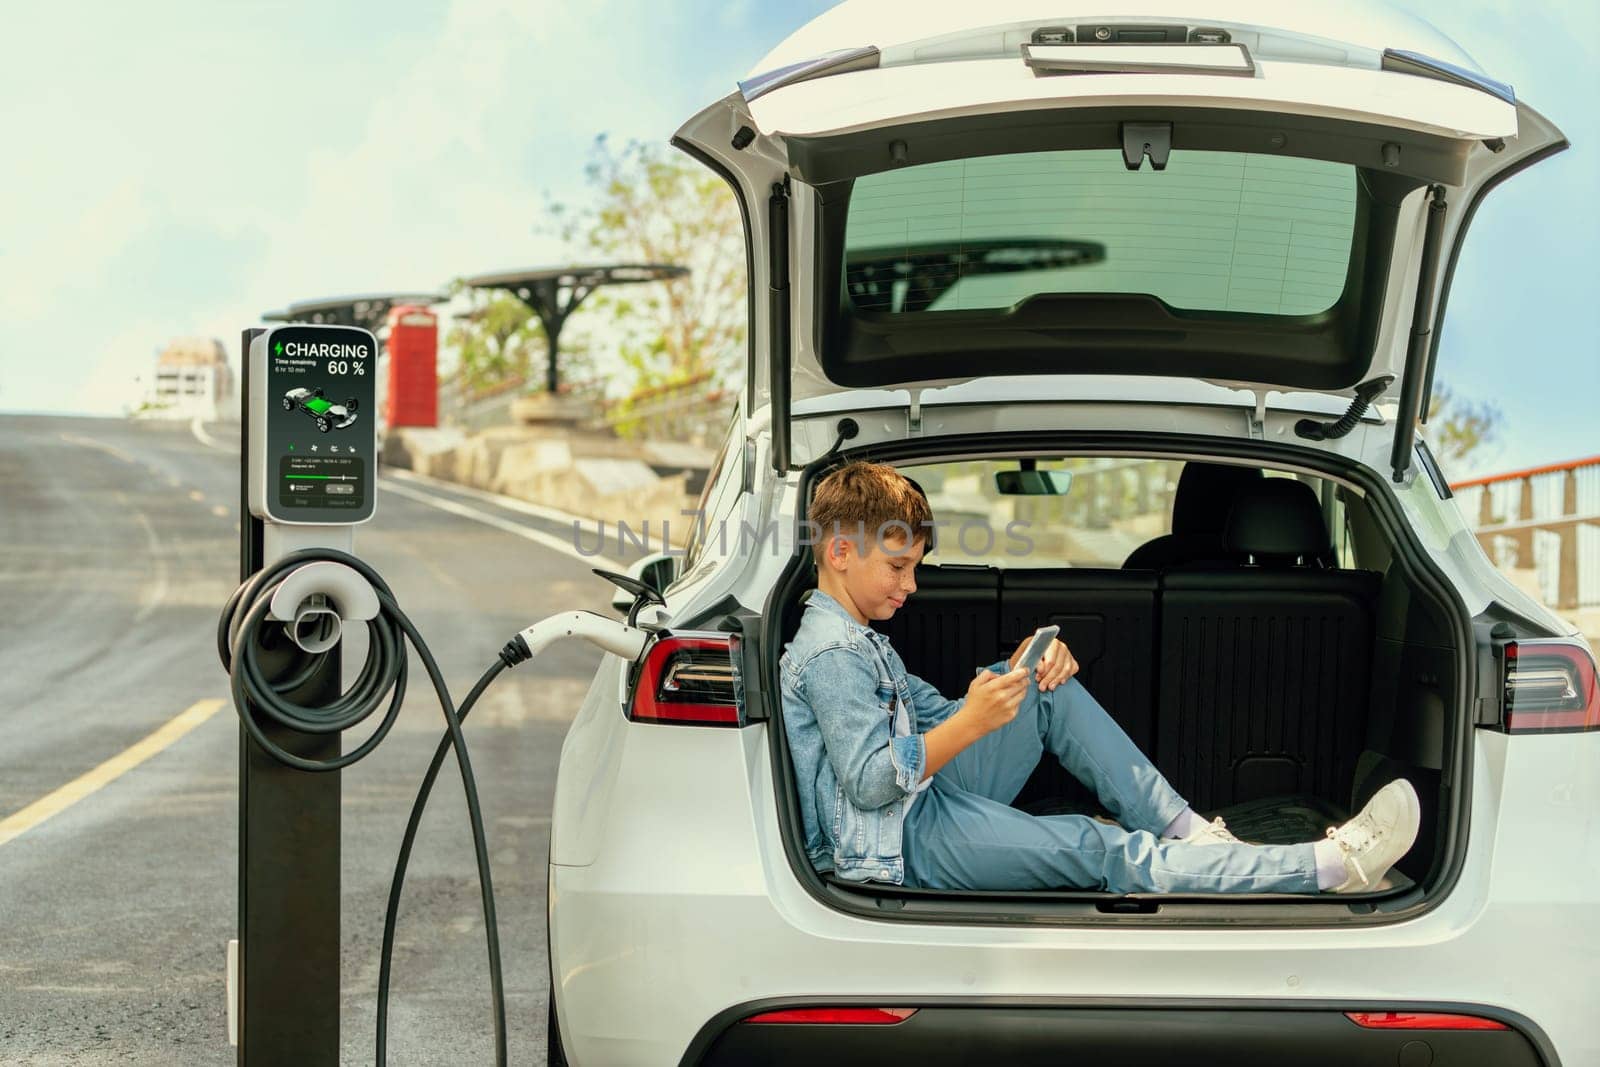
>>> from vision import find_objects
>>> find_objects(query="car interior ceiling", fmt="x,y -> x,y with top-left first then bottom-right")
778,458 -> 1459,892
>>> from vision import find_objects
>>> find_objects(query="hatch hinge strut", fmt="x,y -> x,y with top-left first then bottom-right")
1246,392 -> 1266,440
1389,185 -> 1449,483
908,391 -> 923,435
768,177 -> 792,474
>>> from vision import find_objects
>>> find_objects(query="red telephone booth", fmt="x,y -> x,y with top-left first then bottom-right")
384,304 -> 438,428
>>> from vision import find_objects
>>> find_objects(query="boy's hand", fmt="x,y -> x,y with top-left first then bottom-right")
962,667 -> 1031,737
1007,636 -> 1078,692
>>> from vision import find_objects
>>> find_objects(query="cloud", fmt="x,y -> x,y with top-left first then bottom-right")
0,0 -> 822,413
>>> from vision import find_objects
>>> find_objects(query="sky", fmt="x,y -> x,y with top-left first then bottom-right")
1,0 -> 1595,480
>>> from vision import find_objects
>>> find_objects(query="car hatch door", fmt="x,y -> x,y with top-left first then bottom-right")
675,26 -> 1566,480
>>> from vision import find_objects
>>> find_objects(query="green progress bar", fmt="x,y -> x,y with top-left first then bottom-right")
285,475 -> 334,480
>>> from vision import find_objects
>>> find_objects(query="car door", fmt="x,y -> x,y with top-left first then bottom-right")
672,9 -> 1565,479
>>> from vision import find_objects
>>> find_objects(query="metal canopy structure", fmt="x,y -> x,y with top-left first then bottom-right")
263,292 -> 447,334
463,264 -> 688,394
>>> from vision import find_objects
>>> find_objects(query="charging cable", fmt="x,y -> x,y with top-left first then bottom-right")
219,546 -> 507,1061
218,548 -> 647,1065
375,610 -> 645,1064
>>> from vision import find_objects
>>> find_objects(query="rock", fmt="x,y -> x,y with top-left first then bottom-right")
391,422 -> 701,547
572,458 -> 664,497
509,393 -> 596,429
493,438 -> 575,494
639,440 -> 717,470
381,427 -> 467,475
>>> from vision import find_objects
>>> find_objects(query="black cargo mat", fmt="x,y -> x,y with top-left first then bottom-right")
1013,791 -> 1418,891
1210,793 -> 1349,846
1214,794 -> 1417,891
839,793 -> 1422,899
1017,793 -> 1348,847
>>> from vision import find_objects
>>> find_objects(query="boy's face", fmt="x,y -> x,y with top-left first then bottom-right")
818,529 -> 925,625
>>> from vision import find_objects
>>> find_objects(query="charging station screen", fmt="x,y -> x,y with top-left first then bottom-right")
262,325 -> 377,523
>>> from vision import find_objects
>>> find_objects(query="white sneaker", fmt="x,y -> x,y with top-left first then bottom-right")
1182,816 -> 1239,846
1324,779 -> 1422,893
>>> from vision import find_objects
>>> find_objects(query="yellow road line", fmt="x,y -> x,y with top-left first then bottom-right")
58,432 -> 135,465
0,699 -> 228,848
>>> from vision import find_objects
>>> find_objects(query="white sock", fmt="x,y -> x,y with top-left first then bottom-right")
1313,838 -> 1346,890
1161,807 -> 1201,840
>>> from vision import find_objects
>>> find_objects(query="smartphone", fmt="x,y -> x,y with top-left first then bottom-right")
1017,624 -> 1060,674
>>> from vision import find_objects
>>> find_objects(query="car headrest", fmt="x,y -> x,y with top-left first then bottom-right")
1225,479 -> 1333,563
1172,463 -> 1264,537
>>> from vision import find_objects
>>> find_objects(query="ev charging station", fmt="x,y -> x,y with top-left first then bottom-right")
223,323 -> 658,1064
234,322 -> 378,1063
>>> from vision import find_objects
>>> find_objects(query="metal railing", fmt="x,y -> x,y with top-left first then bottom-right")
1452,455 -> 1600,610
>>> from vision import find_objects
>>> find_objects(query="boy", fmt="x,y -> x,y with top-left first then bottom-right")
779,461 -> 1421,894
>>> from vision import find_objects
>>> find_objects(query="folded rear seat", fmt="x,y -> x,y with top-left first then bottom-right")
1158,479 -> 1380,818
872,564 -> 1161,818
1001,569 -> 1160,756
873,564 -> 1001,699
1003,569 -> 1161,816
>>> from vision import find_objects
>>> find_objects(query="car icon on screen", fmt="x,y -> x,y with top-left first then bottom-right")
282,387 -> 359,433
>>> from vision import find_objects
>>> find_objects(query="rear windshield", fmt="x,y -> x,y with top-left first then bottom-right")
844,149 -> 1356,317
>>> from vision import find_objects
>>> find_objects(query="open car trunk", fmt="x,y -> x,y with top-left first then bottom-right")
672,6 -> 1565,925
765,445 -> 1471,923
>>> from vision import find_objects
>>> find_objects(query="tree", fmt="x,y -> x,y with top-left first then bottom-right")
1425,381 -> 1502,467
552,136 -> 747,393
444,279 -> 546,395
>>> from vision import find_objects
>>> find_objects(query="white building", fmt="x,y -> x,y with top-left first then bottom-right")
148,337 -> 234,420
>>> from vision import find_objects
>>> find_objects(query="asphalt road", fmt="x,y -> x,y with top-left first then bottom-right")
0,414 -> 658,1065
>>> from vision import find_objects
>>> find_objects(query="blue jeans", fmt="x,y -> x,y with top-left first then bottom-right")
902,678 -> 1320,893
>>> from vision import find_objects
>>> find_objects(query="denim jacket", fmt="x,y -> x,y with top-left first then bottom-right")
779,588 -> 1009,884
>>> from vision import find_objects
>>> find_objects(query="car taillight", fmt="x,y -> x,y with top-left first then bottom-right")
1503,638 -> 1600,733
628,632 -> 743,726
743,1007 -> 917,1024
1345,1011 -> 1507,1031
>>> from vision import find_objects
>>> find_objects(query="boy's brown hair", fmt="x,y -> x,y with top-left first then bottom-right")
808,460 -> 936,567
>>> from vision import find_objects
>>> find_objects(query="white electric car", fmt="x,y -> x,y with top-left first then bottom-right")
547,4 -> 1595,1064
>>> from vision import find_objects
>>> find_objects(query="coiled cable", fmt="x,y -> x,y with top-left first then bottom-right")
217,547 -> 510,1066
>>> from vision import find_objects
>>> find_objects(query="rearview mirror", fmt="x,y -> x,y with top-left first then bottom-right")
611,552 -> 679,614
994,469 -> 1073,496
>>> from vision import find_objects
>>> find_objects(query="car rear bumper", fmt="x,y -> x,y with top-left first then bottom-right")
548,710 -> 1597,1066
687,1000 -> 1554,1067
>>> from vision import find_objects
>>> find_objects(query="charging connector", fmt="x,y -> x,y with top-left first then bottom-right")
514,610 -> 651,663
